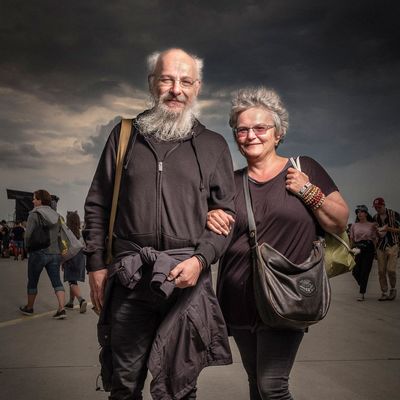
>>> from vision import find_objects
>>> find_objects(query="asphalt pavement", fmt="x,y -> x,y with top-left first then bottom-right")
0,256 -> 399,400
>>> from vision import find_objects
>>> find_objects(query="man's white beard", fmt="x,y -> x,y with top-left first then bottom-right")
136,93 -> 200,141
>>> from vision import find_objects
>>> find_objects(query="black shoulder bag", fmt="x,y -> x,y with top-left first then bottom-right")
243,170 -> 331,330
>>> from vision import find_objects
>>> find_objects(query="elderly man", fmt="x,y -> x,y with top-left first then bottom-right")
373,197 -> 400,301
84,48 -> 235,399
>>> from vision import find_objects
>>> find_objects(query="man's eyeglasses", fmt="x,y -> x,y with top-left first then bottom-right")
152,75 -> 199,88
233,125 -> 275,138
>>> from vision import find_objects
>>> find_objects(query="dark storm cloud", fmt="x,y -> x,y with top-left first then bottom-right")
0,142 -> 42,169
2,1 -> 399,100
81,116 -> 122,157
1,0 -> 399,167
0,119 -> 31,143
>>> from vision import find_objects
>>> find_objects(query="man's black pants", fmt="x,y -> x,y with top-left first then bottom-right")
109,275 -> 197,400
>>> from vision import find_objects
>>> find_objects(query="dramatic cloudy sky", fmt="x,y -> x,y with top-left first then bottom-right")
1,0 -> 399,222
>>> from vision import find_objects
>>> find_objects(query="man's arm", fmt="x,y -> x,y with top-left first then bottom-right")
168,144 -> 236,288
193,145 -> 236,265
83,124 -> 120,310
83,125 -> 119,272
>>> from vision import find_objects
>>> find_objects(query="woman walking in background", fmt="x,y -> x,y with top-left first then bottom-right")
63,211 -> 87,313
20,189 -> 66,319
350,205 -> 378,301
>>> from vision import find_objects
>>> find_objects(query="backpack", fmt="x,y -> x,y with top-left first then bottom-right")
26,212 -> 50,252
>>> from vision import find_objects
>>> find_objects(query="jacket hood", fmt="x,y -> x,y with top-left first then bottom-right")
32,205 -> 59,226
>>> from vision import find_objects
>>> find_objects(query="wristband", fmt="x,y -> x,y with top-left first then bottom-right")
194,254 -> 207,270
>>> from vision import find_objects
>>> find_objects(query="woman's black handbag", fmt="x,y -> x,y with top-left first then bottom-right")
27,212 -> 50,252
243,170 -> 331,330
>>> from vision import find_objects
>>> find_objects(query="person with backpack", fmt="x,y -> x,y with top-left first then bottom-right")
19,189 -> 66,319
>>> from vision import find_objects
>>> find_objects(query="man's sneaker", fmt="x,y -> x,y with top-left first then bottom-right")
65,302 -> 74,309
53,309 -> 67,319
388,288 -> 397,300
378,293 -> 389,301
19,305 -> 34,316
79,299 -> 87,314
357,294 -> 365,301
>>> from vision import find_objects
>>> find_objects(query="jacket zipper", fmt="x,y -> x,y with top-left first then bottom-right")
146,139 -> 181,249
156,160 -> 163,249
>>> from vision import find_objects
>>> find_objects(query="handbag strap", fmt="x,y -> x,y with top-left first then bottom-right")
245,157 -> 300,239
242,169 -> 258,251
106,119 -> 135,264
289,156 -> 301,171
328,232 -> 352,251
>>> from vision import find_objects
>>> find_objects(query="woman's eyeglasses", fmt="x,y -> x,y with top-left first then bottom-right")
233,125 -> 275,138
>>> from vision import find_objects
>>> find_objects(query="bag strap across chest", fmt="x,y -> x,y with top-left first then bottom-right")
242,169 -> 258,251
106,119 -> 136,264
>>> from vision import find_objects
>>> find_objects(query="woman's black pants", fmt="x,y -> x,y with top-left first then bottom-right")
231,326 -> 304,400
352,241 -> 375,294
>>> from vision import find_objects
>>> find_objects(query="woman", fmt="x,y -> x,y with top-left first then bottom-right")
20,189 -> 66,319
63,211 -> 87,313
207,87 -> 348,400
349,205 -> 378,301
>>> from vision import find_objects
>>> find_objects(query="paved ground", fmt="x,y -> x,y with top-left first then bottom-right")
0,256 -> 399,399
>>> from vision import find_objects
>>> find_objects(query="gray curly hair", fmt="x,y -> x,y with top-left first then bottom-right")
229,87 -> 289,143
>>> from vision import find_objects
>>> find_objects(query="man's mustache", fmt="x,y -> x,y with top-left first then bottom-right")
161,93 -> 186,103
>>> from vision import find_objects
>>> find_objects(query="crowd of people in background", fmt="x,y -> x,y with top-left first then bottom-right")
348,197 -> 399,302
1,219 -> 27,260
0,190 -> 87,320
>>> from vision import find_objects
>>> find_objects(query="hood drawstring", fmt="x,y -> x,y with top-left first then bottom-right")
123,120 -> 205,192
191,133 -> 205,192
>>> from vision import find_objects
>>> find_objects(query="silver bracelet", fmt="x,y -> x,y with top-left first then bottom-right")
298,182 -> 312,197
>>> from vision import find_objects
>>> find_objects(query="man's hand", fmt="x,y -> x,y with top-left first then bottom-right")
167,257 -> 202,288
89,268 -> 108,314
377,224 -> 388,238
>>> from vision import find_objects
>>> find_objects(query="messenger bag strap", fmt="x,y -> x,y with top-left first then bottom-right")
105,119 -> 135,265
242,169 -> 258,250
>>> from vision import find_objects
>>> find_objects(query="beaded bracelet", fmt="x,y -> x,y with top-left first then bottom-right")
299,184 -> 326,210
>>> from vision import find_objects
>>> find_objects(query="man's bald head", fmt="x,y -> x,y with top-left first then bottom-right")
147,48 -> 203,81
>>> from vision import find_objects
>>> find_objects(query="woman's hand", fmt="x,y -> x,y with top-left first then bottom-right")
207,209 -> 235,236
286,168 -> 349,233
285,167 -> 310,195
